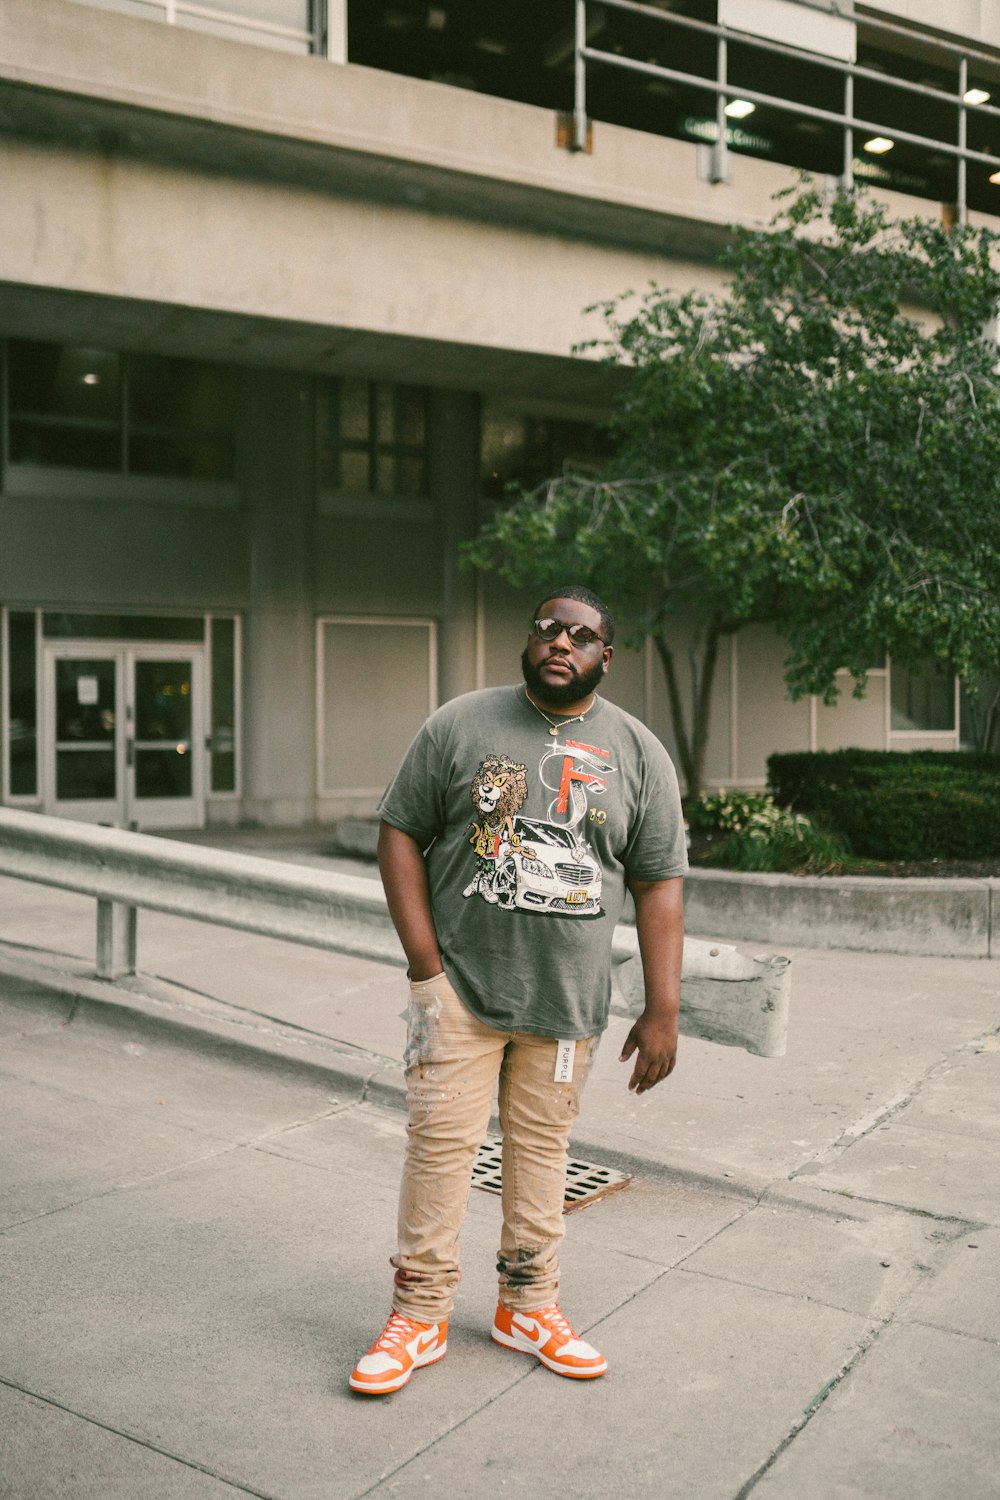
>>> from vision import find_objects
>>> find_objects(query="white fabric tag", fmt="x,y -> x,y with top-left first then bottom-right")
553,1040 -> 575,1083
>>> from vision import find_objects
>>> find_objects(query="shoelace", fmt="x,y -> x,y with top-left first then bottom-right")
540,1305 -> 574,1339
374,1312 -> 419,1351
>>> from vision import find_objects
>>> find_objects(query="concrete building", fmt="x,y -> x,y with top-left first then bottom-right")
1,0 -> 998,827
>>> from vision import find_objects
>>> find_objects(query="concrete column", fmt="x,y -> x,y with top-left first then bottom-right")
432,390 -> 481,706
239,370 -> 317,826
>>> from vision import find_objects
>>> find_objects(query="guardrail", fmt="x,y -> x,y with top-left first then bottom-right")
0,807 -> 790,1057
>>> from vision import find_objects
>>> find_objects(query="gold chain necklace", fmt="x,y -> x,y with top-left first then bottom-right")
523,686 -> 597,737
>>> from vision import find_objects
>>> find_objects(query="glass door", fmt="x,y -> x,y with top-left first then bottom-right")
44,651 -> 124,824
127,648 -> 204,829
43,644 -> 206,829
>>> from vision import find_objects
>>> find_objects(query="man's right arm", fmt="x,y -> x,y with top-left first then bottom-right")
377,820 -> 444,982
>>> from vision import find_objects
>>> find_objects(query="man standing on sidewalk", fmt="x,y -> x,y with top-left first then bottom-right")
350,586 -> 687,1394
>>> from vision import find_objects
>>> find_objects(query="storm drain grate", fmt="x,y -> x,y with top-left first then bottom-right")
471,1135 -> 632,1213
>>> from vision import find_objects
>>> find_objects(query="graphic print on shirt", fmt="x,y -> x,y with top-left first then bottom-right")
463,739 -> 616,917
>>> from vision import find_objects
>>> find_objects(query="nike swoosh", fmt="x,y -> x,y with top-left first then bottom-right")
512,1318 -> 545,1345
415,1331 -> 439,1355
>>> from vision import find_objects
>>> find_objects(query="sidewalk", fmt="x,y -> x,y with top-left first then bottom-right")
1,833 -> 999,1497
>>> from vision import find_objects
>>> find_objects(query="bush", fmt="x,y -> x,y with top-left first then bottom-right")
689,790 -> 851,873
767,750 -> 1000,860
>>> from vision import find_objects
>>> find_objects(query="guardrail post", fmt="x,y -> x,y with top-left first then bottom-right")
96,899 -> 137,980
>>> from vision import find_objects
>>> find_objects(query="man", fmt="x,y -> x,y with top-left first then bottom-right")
350,586 -> 687,1394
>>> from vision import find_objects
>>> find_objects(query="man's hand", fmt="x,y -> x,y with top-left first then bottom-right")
622,875 -> 684,1095
619,1010 -> 678,1094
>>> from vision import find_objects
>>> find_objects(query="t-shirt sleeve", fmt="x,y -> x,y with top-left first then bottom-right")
376,719 -> 448,849
620,737 -> 688,882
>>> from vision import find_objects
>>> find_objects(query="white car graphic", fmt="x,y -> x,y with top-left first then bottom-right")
489,817 -> 602,917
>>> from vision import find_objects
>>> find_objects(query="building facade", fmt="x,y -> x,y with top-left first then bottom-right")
1,0 -> 997,827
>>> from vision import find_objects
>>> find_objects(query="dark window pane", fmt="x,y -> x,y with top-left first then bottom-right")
135,747 -> 193,798
320,377 -> 429,497
129,355 -> 233,428
9,341 -> 120,422
9,420 -> 120,471
8,611 -> 37,796
481,406 -> 610,497
128,432 -> 233,480
128,354 -> 235,479
210,617 -> 237,794
134,661 -> 193,742
396,385 -> 427,445
56,749 -> 116,801
393,454 -> 426,497
340,449 -> 371,493
43,614 -> 204,641
891,664 -> 955,731
55,660 -> 116,743
375,383 -> 395,445
339,379 -> 370,442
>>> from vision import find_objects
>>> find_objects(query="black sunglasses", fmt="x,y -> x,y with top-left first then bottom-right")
532,617 -> 607,647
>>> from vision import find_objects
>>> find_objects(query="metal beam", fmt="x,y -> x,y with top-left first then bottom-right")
0,807 -> 790,1057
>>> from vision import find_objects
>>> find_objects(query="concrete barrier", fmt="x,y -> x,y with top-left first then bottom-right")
685,867 -> 1000,959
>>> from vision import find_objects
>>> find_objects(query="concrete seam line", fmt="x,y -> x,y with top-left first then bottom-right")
0,1375 -> 278,1500
729,1315 -> 896,1500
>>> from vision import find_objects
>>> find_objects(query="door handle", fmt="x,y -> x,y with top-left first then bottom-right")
126,739 -> 135,768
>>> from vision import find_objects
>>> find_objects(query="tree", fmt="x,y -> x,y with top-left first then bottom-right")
463,186 -> 1000,794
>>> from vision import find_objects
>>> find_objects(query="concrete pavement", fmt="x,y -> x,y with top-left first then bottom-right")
1,835 -> 999,1498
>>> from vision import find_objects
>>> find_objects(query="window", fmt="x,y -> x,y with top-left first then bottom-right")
210,616 -> 238,794
5,340 -> 235,482
481,405 -> 610,500
891,663 -> 956,733
318,378 -> 429,498
6,612 -> 38,797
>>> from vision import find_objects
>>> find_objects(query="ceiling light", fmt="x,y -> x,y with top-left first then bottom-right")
725,99 -> 756,119
81,373 -> 100,385
863,137 -> 894,154
965,87 -> 991,105
989,170 -> 1000,184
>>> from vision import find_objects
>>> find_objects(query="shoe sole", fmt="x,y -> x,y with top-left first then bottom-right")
491,1327 -> 607,1379
349,1342 -> 447,1395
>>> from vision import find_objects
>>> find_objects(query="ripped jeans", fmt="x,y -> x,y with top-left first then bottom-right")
391,970 -> 599,1322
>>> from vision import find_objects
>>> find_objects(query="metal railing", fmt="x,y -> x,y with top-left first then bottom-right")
0,807 -> 790,1057
572,0 -> 1000,222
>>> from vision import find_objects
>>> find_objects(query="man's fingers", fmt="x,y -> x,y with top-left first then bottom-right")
618,1028 -> 638,1062
629,1052 -> 676,1093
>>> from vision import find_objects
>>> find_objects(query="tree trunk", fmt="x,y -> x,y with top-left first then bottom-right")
652,615 -> 725,798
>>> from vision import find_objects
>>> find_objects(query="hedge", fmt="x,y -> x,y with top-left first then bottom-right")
766,750 -> 1000,861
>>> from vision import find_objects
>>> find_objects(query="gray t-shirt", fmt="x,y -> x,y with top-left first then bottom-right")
377,685 -> 688,1039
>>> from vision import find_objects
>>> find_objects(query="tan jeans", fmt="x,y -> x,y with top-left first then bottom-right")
391,971 -> 599,1322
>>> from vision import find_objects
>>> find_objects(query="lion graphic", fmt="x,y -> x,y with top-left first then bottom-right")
464,755 -> 532,904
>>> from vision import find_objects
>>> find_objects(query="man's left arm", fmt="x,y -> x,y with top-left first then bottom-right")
619,876 -> 684,1094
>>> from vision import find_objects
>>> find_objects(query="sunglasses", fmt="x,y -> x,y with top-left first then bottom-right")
532,617 -> 607,647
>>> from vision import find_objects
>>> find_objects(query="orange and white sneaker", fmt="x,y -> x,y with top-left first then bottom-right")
491,1302 -> 607,1379
349,1311 -> 448,1395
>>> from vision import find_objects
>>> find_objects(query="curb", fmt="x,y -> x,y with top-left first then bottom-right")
685,867 -> 1000,959
0,944 -> 768,1203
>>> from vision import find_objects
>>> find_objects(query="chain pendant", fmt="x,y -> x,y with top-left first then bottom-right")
549,725 -> 559,735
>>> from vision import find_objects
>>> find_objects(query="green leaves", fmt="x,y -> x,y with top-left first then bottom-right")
462,186 -> 1000,790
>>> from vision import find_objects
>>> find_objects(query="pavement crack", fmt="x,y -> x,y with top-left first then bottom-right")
790,1029 -> 1000,1183
730,1314 -> 894,1500
0,1374 -> 278,1498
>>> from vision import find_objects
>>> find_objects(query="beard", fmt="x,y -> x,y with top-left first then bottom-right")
520,648 -> 606,709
